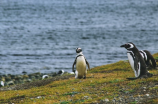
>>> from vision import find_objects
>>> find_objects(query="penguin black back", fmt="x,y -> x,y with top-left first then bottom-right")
140,50 -> 156,69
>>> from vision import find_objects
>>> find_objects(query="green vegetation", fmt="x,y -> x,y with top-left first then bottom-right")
0,53 -> 158,104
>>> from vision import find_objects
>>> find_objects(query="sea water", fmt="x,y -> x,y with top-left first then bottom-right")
0,0 -> 158,74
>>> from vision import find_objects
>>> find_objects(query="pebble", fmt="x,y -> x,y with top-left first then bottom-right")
83,96 -> 92,100
145,94 -> 149,97
83,96 -> 89,99
103,98 -> 109,102
37,96 -> 42,99
7,81 -> 14,86
24,79 -> 32,83
112,98 -> 116,103
143,87 -> 146,89
0,81 -> 4,87
69,72 -> 75,74
0,70 -> 71,87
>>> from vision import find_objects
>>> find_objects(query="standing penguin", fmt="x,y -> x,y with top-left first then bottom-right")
72,48 -> 90,79
120,42 -> 153,80
139,50 -> 156,69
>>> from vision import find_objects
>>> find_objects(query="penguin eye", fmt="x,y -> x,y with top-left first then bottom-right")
125,44 -> 131,49
125,44 -> 130,47
127,43 -> 134,49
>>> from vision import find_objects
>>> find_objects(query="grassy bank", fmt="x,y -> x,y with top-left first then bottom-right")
0,53 -> 158,104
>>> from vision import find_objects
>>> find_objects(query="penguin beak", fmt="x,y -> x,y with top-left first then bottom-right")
120,44 -> 125,47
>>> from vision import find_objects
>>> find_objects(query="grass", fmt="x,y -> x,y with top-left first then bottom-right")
0,53 -> 158,104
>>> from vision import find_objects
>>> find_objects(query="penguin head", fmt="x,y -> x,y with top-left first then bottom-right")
120,42 -> 135,50
76,48 -> 82,53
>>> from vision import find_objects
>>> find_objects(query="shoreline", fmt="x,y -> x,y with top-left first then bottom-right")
0,70 -> 74,88
0,53 -> 157,103
0,53 -> 158,88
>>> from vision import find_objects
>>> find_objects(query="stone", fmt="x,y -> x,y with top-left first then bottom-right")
103,98 -> 109,102
7,81 -> 14,86
37,96 -> 42,99
146,94 -> 149,97
0,81 -> 4,87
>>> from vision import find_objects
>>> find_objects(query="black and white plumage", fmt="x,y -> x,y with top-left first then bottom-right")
42,75 -> 49,80
72,48 -> 90,79
57,70 -> 65,75
120,42 -> 153,80
139,50 -> 156,69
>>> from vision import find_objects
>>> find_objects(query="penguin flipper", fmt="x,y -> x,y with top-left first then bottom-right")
134,56 -> 140,77
85,59 -> 90,70
72,59 -> 76,72
126,77 -> 139,80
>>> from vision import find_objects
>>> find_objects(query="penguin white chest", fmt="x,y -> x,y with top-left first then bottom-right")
127,52 -> 140,77
76,56 -> 86,71
127,53 -> 135,71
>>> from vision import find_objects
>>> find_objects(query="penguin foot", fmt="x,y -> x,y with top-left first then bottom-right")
147,72 -> 153,77
127,73 -> 153,80
126,77 -> 139,80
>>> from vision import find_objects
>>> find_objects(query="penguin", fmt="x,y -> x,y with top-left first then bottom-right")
57,70 -> 65,76
120,42 -> 153,80
42,75 -> 49,80
72,48 -> 90,79
139,50 -> 156,69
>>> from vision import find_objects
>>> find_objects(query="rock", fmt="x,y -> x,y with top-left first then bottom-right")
143,87 -> 146,89
29,72 -> 41,79
83,96 -> 89,99
69,72 -> 75,74
125,91 -> 129,94
83,96 -> 92,100
119,97 -> 123,102
5,76 -> 11,81
24,79 -> 32,83
112,98 -> 116,103
35,75 -> 41,79
22,71 -> 27,75
146,94 -> 149,97
29,75 -> 35,80
0,77 -> 5,81
7,81 -> 14,86
37,96 -> 42,99
103,98 -> 109,102
10,75 -> 16,79
15,75 -> 23,80
14,80 -> 19,84
23,75 -> 29,79
0,81 -> 4,87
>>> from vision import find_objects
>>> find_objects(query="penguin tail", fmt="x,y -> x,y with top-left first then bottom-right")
149,56 -> 156,68
144,50 -> 156,68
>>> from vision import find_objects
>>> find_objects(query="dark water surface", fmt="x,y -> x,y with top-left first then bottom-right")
0,0 -> 158,75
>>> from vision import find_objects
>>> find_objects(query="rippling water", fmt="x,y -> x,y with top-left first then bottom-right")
0,0 -> 158,75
